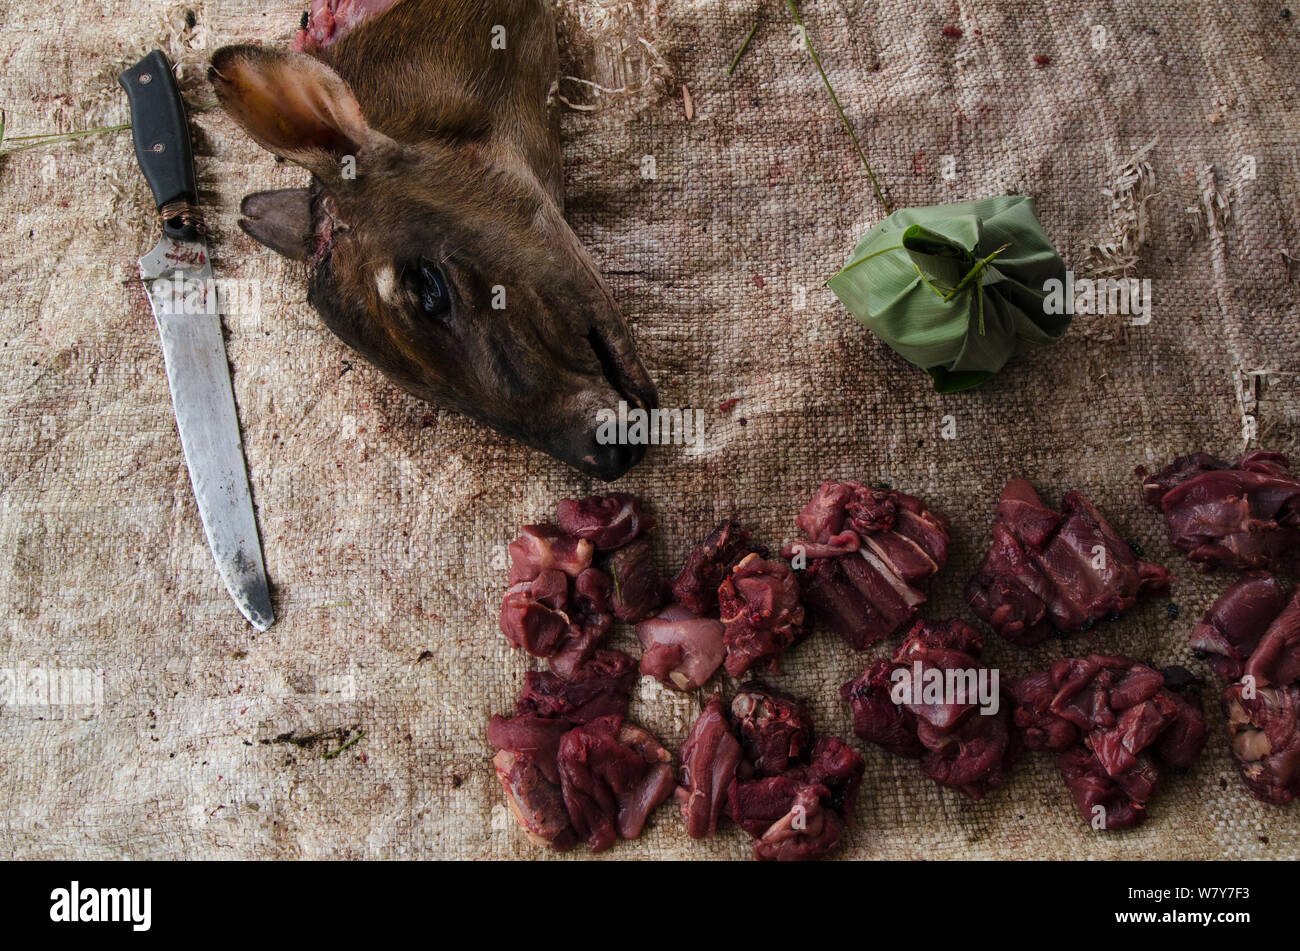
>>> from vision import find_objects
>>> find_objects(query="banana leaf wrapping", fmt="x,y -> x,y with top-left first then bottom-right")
828,195 -> 1072,393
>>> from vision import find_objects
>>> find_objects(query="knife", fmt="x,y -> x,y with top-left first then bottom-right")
119,50 -> 274,632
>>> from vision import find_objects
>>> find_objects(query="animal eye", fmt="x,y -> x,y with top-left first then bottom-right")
418,263 -> 452,318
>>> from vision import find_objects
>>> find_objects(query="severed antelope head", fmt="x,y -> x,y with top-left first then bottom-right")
209,0 -> 657,481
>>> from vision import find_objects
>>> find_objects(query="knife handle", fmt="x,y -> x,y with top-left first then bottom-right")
118,50 -> 199,241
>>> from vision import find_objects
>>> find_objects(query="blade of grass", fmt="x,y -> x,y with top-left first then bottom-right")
785,0 -> 892,215
0,101 -> 218,156
0,123 -> 132,155
322,729 -> 365,760
729,20 -> 761,74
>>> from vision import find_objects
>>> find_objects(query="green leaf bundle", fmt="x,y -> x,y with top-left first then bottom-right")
828,196 -> 1072,393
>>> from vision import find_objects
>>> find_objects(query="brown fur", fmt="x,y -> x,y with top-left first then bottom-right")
210,0 -> 656,480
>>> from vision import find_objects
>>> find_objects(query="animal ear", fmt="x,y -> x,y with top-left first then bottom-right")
239,188 -> 313,261
209,45 -> 394,179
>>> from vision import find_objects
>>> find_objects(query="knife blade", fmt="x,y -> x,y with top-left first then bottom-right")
120,50 -> 274,632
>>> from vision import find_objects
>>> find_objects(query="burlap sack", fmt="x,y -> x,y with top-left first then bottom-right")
0,0 -> 1296,859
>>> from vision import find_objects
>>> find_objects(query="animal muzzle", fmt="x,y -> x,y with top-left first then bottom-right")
542,328 -> 658,482
556,426 -> 648,483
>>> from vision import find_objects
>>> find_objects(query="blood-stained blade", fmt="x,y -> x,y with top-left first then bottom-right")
140,236 -> 274,631
122,50 -> 273,631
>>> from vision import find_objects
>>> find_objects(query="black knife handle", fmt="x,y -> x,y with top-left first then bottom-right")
118,50 -> 199,240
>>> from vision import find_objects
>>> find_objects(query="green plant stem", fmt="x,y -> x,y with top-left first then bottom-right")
729,20 -> 761,74
831,243 -> 905,283
610,565 -> 624,605
942,243 -> 1010,303
786,0 -> 892,215
913,243 -> 1010,335
0,101 -> 218,156
322,729 -> 365,760
912,265 -> 954,300
0,122 -> 132,155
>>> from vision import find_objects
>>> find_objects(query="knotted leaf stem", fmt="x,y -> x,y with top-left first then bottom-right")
786,0 -> 892,215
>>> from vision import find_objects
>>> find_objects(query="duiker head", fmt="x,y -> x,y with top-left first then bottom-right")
209,45 -> 657,481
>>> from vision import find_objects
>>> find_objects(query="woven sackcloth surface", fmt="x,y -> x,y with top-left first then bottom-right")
0,0 -> 1297,859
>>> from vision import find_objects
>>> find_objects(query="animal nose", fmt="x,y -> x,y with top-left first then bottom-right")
583,437 -> 645,483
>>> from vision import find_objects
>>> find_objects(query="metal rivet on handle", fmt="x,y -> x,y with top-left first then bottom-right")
151,143 -> 166,154
139,73 -> 153,84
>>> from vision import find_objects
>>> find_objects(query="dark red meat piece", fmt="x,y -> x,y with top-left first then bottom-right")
571,566 -> 611,618
548,615 -> 610,680
729,775 -> 805,838
689,684 -> 862,861
490,648 -> 670,852
671,520 -> 764,616
508,524 -> 593,584
731,684 -> 813,776
796,479 -> 897,539
1217,585 -> 1300,804
1110,662 -> 1169,709
499,585 -> 572,657
492,747 -> 578,851
1088,693 -> 1178,777
1223,682 -> 1300,805
1138,452 -> 1231,504
1007,655 -> 1207,828
1243,589 -> 1300,689
548,569 -> 614,679
1154,683 -> 1210,770
607,537 -> 665,623
900,625 -> 1015,800
488,714 -> 570,784
841,619 -> 1015,799
841,659 -> 924,758
910,616 -> 985,655
513,649 -> 638,724
788,482 -> 948,562
513,568 -> 567,610
751,785 -> 845,862
1007,668 -> 1079,751
1048,655 -> 1123,729
916,707 -> 1015,800
784,481 -> 949,650
555,493 -> 654,551
1142,451 -> 1300,571
500,524 -> 614,677
636,604 -> 726,691
1057,746 -> 1147,831
1190,572 -> 1288,681
967,478 -> 1171,646
488,709 -> 575,850
488,652 -> 639,851
893,494 -> 952,568
799,556 -> 888,650
1052,658 -> 1172,727
556,716 -> 676,852
840,552 -> 922,632
718,553 -> 806,676
731,732 -> 864,862
893,634 -> 985,732
800,736 -> 865,823
962,522 -> 1053,644
675,694 -> 743,838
